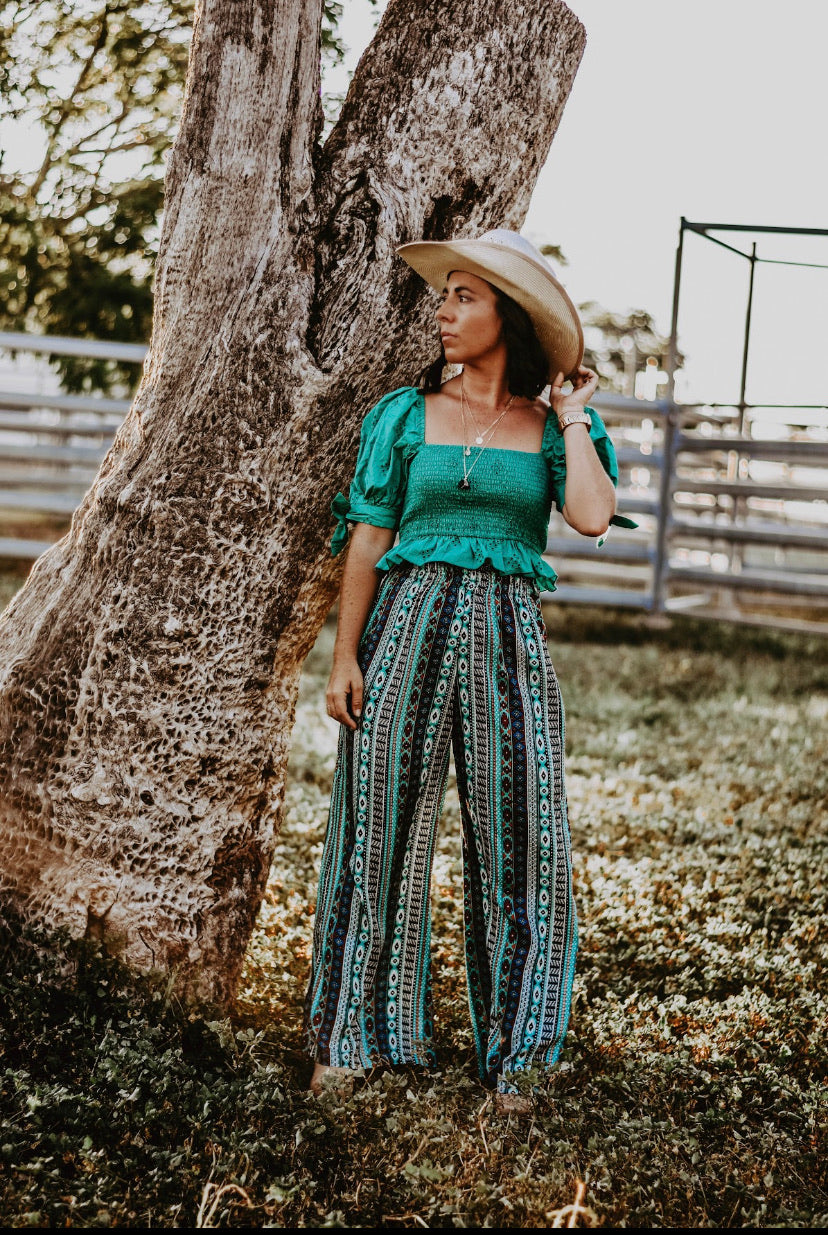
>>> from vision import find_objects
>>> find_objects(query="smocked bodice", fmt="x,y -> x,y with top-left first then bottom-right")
399,445 -> 551,550
329,385 -> 637,593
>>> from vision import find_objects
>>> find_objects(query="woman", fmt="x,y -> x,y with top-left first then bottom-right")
303,229 -> 637,1114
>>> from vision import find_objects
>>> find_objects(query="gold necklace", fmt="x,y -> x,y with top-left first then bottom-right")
458,378 -> 515,491
461,375 -> 514,445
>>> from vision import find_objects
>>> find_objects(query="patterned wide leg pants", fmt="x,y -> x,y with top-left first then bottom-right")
303,561 -> 578,1091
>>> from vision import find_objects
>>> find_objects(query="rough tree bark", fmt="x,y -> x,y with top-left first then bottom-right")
0,0 -> 586,1008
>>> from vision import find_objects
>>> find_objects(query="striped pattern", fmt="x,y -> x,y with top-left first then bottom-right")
303,561 -> 578,1092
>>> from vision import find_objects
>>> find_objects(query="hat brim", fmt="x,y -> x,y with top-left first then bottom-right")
396,238 -> 584,380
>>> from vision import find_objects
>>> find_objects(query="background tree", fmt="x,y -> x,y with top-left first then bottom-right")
579,302 -> 682,397
0,0 -> 587,1008
534,249 -> 683,397
0,0 -> 352,392
538,240 -> 567,268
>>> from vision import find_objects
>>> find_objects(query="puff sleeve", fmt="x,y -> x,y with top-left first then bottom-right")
543,405 -> 639,536
330,386 -> 422,556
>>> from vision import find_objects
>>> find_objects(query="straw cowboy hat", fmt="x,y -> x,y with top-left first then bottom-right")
396,228 -> 584,379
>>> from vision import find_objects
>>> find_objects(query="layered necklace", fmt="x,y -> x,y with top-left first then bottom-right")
457,375 -> 515,490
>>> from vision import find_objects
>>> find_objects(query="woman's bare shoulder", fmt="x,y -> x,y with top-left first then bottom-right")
431,375 -> 462,400
524,394 -> 551,431
423,379 -> 461,414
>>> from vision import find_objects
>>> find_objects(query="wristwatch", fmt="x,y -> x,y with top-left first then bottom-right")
558,409 -> 591,431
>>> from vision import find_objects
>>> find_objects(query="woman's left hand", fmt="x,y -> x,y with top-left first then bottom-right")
550,366 -> 599,419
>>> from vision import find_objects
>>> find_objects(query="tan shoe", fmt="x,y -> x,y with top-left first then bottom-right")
309,1062 -> 357,1097
494,1090 -> 534,1116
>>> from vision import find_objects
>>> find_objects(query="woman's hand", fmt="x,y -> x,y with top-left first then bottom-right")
327,523 -> 391,731
550,366 -> 599,420
326,657 -> 364,731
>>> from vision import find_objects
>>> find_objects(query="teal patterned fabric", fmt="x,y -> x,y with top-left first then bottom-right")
303,561 -> 578,1092
330,386 -> 638,593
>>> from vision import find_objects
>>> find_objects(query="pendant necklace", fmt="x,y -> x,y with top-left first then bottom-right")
457,377 -> 515,491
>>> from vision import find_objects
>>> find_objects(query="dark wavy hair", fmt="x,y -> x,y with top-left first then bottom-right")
418,281 -> 549,398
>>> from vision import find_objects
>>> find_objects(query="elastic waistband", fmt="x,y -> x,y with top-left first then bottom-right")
387,559 -> 541,594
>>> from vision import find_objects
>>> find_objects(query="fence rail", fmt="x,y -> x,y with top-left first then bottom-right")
1,331 -> 826,633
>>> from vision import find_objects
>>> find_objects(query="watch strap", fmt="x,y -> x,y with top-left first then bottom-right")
559,410 -> 591,430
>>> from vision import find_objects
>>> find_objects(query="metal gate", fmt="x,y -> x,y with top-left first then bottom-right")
540,220 -> 828,634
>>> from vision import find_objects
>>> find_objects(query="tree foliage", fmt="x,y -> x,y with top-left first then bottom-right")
0,0 -> 351,391
580,302 -> 683,397
537,244 -> 683,397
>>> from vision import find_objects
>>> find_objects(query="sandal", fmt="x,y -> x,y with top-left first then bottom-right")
309,1063 -> 358,1097
494,1090 -> 534,1116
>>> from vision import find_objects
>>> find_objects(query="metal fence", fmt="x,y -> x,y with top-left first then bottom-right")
546,393 -> 828,634
1,329 -> 826,634
545,218 -> 828,635
0,331 -> 142,559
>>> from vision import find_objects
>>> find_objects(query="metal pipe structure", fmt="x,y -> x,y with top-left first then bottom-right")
651,216 -> 686,614
728,241 -> 758,578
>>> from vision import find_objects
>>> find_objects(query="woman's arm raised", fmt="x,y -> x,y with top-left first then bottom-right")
550,367 -> 617,537
326,522 -> 396,731
558,421 -> 617,535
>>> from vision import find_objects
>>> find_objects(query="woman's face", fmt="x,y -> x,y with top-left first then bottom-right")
435,270 -> 504,366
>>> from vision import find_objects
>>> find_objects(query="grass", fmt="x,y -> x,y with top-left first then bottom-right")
0,588 -> 826,1227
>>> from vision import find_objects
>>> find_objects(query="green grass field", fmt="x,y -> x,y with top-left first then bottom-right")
1,592 -> 826,1228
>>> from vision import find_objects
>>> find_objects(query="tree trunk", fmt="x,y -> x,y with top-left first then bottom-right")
0,0 -> 585,1008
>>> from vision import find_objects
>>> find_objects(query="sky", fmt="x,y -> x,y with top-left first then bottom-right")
327,0 -> 828,412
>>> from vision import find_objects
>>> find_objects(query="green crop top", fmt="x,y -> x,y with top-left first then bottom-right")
330,386 -> 638,593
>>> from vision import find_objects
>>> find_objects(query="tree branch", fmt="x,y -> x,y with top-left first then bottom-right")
28,4 -> 115,202
61,103 -> 131,162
